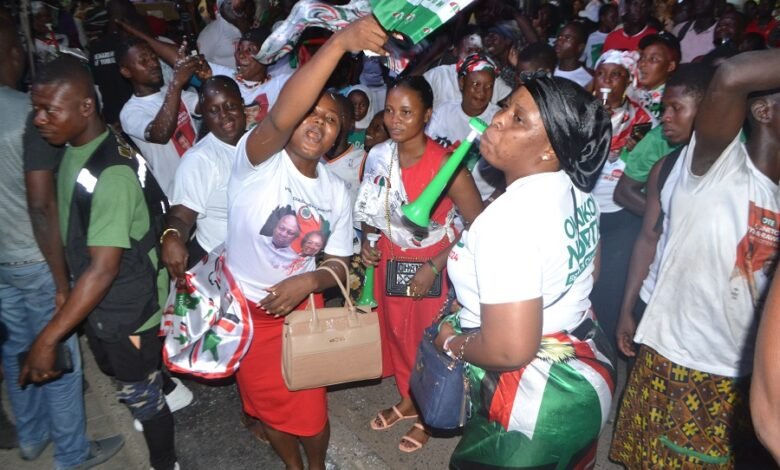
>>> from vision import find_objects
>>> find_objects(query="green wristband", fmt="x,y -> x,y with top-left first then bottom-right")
427,259 -> 439,276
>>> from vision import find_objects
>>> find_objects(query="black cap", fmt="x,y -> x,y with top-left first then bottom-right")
241,26 -> 271,48
639,31 -> 682,63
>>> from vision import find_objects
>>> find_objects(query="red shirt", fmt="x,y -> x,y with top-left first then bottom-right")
602,25 -> 658,52
746,18 -> 779,47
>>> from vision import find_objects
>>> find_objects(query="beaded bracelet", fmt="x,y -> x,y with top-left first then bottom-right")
457,333 -> 476,361
426,259 -> 440,276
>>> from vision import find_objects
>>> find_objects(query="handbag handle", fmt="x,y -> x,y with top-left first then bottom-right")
305,258 -> 356,330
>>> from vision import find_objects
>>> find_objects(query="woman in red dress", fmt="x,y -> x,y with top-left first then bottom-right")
354,76 -> 483,452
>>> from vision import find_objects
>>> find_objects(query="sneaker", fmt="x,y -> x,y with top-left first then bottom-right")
165,378 -> 194,413
134,378 -> 193,432
70,435 -> 124,469
19,439 -> 50,460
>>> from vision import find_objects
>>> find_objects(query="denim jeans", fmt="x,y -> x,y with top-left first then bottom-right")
0,261 -> 89,469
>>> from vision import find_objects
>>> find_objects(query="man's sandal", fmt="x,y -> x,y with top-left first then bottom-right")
369,405 -> 419,431
398,423 -> 429,453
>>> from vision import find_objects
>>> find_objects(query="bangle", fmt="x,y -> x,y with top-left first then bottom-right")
426,259 -> 439,276
442,334 -> 458,359
457,333 -> 476,361
160,228 -> 181,245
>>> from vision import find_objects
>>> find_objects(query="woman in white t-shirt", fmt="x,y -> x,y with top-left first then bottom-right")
589,49 -> 652,350
161,76 -> 246,277
433,76 -> 616,469
426,53 -> 503,202
224,18 -> 388,470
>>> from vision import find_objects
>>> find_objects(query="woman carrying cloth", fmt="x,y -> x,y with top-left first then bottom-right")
433,76 -> 617,468
354,76 -> 483,452
224,17 -> 388,470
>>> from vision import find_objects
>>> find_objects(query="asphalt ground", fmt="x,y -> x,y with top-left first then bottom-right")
1,335 -> 626,470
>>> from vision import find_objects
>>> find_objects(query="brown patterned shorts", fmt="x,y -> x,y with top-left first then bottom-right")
609,345 -> 764,469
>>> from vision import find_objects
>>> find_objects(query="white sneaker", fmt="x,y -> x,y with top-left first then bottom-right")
165,378 -> 194,413
134,379 -> 194,432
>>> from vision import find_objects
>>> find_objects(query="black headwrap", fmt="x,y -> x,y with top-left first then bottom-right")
524,76 -> 612,192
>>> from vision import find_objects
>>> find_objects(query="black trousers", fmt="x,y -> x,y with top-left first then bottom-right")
590,209 -> 642,352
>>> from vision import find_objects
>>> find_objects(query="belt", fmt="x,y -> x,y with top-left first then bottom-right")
0,259 -> 46,267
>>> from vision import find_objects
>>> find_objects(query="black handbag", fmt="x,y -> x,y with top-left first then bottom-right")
409,321 -> 469,429
385,260 -> 443,297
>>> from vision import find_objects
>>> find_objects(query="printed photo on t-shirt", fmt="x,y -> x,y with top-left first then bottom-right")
258,204 -> 332,274
244,93 -> 270,130
173,101 -> 197,156
731,201 -> 780,307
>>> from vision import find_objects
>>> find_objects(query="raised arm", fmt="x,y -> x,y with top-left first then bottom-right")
691,49 -> 780,176
244,16 -> 388,166
143,48 -> 202,144
116,19 -> 180,67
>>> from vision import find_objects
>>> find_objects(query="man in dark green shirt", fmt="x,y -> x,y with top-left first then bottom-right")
20,56 -> 178,470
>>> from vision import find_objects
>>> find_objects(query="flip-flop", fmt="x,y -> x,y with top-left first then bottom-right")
240,413 -> 270,445
398,423 -> 429,453
369,405 -> 419,431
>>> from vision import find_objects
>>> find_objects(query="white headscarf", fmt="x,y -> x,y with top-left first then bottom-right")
347,84 -> 377,130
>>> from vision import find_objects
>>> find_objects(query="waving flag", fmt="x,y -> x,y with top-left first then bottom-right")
255,0 -> 477,72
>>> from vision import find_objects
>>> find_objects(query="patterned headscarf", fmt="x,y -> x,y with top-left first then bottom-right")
457,52 -> 499,78
524,76 -> 612,192
595,49 -> 640,80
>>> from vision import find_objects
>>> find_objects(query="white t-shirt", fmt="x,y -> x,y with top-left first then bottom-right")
448,171 -> 599,331
673,21 -> 717,63
423,64 -> 513,109
592,156 -> 626,214
584,30 -> 609,69
426,100 -> 502,201
120,89 -> 200,197
634,134 -> 780,377
226,134 -> 354,302
321,145 -> 365,208
170,133 -> 237,252
554,66 -> 593,89
210,63 -> 290,128
639,152 -> 684,303
197,15 -> 241,69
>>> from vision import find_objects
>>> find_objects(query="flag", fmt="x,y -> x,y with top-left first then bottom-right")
161,245 -> 253,379
369,0 -> 475,45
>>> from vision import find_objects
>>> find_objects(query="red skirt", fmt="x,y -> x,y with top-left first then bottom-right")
374,236 -> 449,398
236,295 -> 327,437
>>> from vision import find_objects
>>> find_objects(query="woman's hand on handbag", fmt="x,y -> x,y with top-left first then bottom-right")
434,321 -> 457,352
258,274 -> 316,317
408,262 -> 437,300
360,239 -> 381,267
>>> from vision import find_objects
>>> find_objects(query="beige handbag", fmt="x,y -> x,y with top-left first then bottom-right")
282,259 -> 382,391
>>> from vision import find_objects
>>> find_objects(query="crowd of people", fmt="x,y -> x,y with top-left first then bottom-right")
1,0 -> 780,469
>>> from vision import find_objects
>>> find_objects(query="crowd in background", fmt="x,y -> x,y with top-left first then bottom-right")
1,0 -> 780,469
